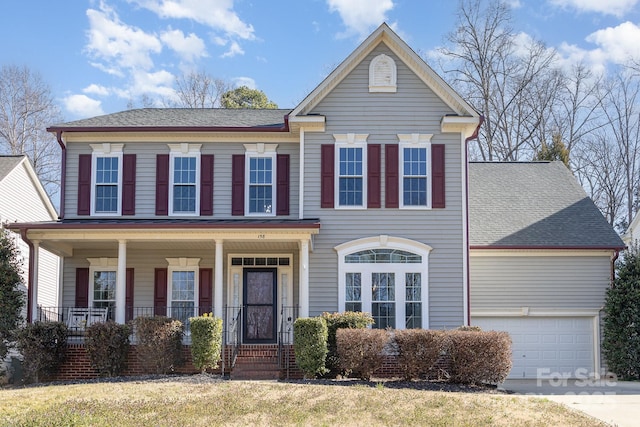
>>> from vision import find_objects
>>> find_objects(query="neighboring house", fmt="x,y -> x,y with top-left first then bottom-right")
0,155 -> 60,321
623,212 -> 640,247
8,24 -> 622,379
469,162 -> 624,379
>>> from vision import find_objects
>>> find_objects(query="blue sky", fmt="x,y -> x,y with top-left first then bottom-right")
2,0 -> 640,121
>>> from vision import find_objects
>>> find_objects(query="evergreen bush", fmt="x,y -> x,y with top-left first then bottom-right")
189,314 -> 223,373
293,317 -> 328,378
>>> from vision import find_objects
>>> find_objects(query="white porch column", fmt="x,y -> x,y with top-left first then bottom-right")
31,240 -> 40,322
214,240 -> 224,318
116,240 -> 127,324
299,239 -> 310,318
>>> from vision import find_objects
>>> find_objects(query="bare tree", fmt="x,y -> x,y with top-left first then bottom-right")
574,131 -> 626,227
599,72 -> 640,229
439,0 -> 560,161
0,65 -> 63,200
173,71 -> 232,108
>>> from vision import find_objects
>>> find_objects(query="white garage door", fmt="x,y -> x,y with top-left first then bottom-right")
472,317 -> 594,379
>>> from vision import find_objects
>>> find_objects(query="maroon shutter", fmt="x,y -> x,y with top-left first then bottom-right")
155,154 -> 169,215
276,154 -> 290,216
75,268 -> 89,308
385,144 -> 399,208
200,154 -> 214,216
432,144 -> 446,208
367,144 -> 381,208
126,268 -> 134,322
122,154 -> 136,215
231,154 -> 245,216
154,268 -> 168,316
320,145 -> 334,208
198,268 -> 213,315
77,154 -> 91,215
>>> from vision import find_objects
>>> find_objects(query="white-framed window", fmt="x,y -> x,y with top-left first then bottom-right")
369,54 -> 397,93
167,257 -> 200,333
87,257 -> 118,319
398,134 -> 432,209
244,143 -> 278,216
168,143 -> 201,216
334,134 -> 368,208
90,143 -> 124,215
336,236 -> 431,329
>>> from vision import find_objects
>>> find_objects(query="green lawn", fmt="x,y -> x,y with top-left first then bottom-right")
0,377 -> 605,426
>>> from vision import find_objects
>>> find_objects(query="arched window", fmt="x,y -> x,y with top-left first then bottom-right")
335,236 -> 431,329
369,54 -> 397,93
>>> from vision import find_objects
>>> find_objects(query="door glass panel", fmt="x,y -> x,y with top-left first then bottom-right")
244,270 -> 276,342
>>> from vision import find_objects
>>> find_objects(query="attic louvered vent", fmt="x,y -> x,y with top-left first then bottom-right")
369,54 -> 397,93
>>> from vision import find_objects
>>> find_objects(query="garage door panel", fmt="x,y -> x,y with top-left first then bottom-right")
472,316 -> 594,379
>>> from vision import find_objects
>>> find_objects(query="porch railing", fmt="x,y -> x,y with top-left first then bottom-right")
222,305 -> 242,376
278,305 -> 299,379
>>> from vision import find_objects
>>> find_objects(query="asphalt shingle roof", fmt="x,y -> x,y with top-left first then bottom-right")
468,161 -> 624,248
48,108 -> 292,130
0,155 -> 25,181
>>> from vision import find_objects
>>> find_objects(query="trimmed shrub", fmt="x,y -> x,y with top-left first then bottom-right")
603,248 -> 640,379
337,328 -> 389,380
16,322 -> 68,383
293,317 -> 328,378
394,329 -> 445,380
189,314 -> 223,373
456,325 -> 482,332
84,321 -> 131,377
447,330 -> 512,385
321,311 -> 374,376
133,316 -> 184,374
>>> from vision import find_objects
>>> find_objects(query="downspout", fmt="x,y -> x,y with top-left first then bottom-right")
610,249 -> 620,286
20,228 -> 35,323
464,115 -> 484,326
55,131 -> 66,219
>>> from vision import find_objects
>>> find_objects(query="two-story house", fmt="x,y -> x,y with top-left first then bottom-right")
9,24 -> 623,380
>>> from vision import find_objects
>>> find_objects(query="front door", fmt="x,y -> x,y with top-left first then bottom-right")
243,268 -> 277,343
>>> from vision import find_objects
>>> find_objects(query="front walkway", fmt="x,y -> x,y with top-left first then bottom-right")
503,379 -> 640,427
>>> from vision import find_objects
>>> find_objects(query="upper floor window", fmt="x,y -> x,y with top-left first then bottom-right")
369,54 -> 397,93
168,144 -> 201,215
334,134 -> 368,208
244,143 -> 277,216
90,144 -> 123,215
398,134 -> 432,209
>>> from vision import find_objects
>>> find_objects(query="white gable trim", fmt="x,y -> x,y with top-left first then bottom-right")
289,23 -> 479,120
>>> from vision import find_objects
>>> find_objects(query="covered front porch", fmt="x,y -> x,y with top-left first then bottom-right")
11,219 -> 319,349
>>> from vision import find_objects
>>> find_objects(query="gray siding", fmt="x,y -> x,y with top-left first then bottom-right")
64,141 -> 300,219
304,44 -> 466,328
470,254 -> 612,310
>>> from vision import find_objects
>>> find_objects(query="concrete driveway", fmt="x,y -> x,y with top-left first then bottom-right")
503,379 -> 640,427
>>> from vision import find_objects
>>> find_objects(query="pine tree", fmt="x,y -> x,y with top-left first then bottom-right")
603,247 -> 640,379
0,227 -> 25,361
533,133 -> 570,167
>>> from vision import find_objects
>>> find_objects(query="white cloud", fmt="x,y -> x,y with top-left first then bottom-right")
86,2 -> 162,73
64,94 -> 105,118
327,0 -> 394,39
160,28 -> 207,62
548,0 -> 639,17
232,77 -> 256,89
129,0 -> 255,40
83,84 -> 110,96
586,21 -> 640,63
129,69 -> 177,98
221,41 -> 244,58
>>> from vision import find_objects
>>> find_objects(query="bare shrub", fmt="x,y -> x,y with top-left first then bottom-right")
394,329 -> 445,380
447,330 -> 512,385
337,328 -> 389,380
